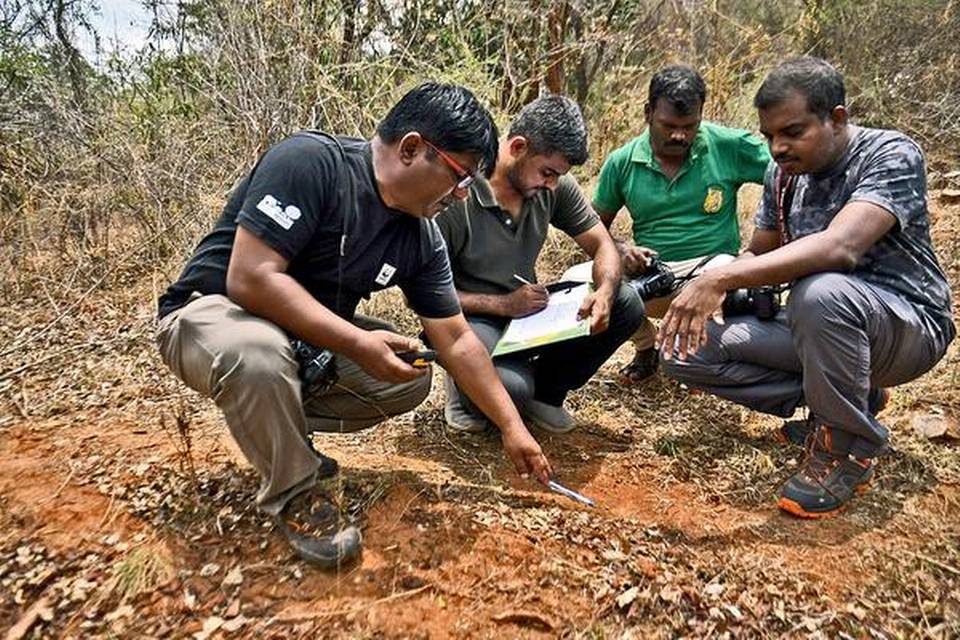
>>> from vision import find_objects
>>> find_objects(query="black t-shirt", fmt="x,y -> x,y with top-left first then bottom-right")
157,133 -> 461,321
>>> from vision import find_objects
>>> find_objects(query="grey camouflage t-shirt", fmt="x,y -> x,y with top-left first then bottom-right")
755,126 -> 954,335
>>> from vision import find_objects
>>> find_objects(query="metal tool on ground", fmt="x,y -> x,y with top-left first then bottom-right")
547,479 -> 596,507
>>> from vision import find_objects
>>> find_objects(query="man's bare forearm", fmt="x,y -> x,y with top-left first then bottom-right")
709,230 -> 858,292
439,331 -> 527,435
228,269 -> 366,355
457,290 -> 509,317
591,239 -> 622,296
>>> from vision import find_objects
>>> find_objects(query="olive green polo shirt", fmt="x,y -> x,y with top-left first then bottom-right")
592,121 -> 771,261
436,174 -> 599,295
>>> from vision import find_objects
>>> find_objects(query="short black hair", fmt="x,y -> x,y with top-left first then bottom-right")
507,94 -> 588,165
648,65 -> 706,116
377,82 -> 499,178
754,56 -> 846,120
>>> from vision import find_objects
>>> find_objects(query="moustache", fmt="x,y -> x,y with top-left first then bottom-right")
774,154 -> 798,164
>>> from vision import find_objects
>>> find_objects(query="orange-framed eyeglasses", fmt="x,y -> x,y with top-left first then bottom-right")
421,138 -> 476,190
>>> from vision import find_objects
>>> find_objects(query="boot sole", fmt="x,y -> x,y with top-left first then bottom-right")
776,483 -> 871,519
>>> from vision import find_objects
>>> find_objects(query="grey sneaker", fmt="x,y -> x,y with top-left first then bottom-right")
443,373 -> 490,433
522,399 -> 577,434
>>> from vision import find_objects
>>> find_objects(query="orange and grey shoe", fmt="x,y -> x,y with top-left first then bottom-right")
777,427 -> 875,519
778,388 -> 891,447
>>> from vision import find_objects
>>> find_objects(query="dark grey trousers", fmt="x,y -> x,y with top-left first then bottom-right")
663,273 -> 953,459
456,282 -> 645,415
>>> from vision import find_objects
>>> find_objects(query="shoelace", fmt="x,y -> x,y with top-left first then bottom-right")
799,427 -> 838,483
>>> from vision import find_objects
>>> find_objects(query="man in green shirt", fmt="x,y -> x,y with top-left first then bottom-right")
436,95 -> 645,433
589,65 -> 771,382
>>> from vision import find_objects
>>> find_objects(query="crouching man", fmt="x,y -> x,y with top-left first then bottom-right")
659,58 -> 955,518
156,83 -> 552,567
436,95 -> 645,434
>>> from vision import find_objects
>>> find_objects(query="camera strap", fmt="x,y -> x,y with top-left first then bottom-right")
775,168 -> 798,246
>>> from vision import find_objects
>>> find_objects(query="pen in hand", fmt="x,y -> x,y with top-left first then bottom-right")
512,274 -> 535,286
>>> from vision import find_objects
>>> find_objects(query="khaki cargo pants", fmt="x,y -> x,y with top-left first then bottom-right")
156,294 -> 430,515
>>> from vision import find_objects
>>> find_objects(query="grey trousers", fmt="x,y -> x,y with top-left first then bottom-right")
663,273 -> 953,459
456,282 -> 645,414
156,294 -> 430,515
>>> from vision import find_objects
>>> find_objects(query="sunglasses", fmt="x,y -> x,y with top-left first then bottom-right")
421,138 -> 476,190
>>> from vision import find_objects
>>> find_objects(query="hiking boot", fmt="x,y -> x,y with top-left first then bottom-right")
778,388 -> 891,447
522,398 -> 577,434
275,488 -> 362,568
619,347 -> 659,384
777,427 -> 875,518
443,373 -> 490,433
305,440 -> 340,479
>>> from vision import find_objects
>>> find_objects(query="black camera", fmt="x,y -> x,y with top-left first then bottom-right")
289,339 -> 338,394
722,286 -> 781,320
629,256 -> 676,301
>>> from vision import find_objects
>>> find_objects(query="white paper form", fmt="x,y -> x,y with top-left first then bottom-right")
492,283 -> 592,356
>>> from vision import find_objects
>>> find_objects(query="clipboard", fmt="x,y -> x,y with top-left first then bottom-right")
491,282 -> 592,357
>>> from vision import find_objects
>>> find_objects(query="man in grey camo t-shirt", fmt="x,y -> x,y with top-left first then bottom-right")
658,57 -> 955,519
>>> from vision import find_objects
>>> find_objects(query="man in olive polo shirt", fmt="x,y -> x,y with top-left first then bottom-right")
436,95 -> 645,433
590,65 -> 771,382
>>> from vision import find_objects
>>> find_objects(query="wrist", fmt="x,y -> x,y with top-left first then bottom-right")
498,419 -> 528,438
703,268 -> 734,293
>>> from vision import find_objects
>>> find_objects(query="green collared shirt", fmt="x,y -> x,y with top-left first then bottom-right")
436,174 -> 599,295
593,121 -> 771,261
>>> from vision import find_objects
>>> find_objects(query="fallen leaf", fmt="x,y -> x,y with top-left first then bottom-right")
617,586 -> 639,609
194,616 -> 224,640
602,549 -> 628,562
940,189 -> 960,204
225,599 -> 240,618
222,615 -> 248,633
491,609 -> 556,631
199,563 -> 221,577
912,414 -> 960,440
105,604 -> 134,622
659,584 -> 683,604
222,566 -> 243,587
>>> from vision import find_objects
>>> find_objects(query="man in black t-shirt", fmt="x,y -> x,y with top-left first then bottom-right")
156,83 -> 553,568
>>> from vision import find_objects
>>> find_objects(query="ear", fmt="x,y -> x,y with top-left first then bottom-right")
829,105 -> 848,128
643,101 -> 653,124
397,132 -> 423,166
507,135 -> 529,159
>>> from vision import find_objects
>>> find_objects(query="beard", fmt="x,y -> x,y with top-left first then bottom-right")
506,162 -> 544,198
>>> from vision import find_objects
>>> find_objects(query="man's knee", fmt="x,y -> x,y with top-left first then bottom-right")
661,321 -> 730,382
206,325 -> 296,396
382,370 -> 432,416
498,365 -> 534,405
610,283 -> 646,334
788,273 -> 866,333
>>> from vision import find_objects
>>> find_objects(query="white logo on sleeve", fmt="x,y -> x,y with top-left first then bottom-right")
256,194 -> 302,230
375,263 -> 397,286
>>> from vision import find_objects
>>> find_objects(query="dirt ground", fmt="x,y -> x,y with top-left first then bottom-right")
1,195 -> 959,639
